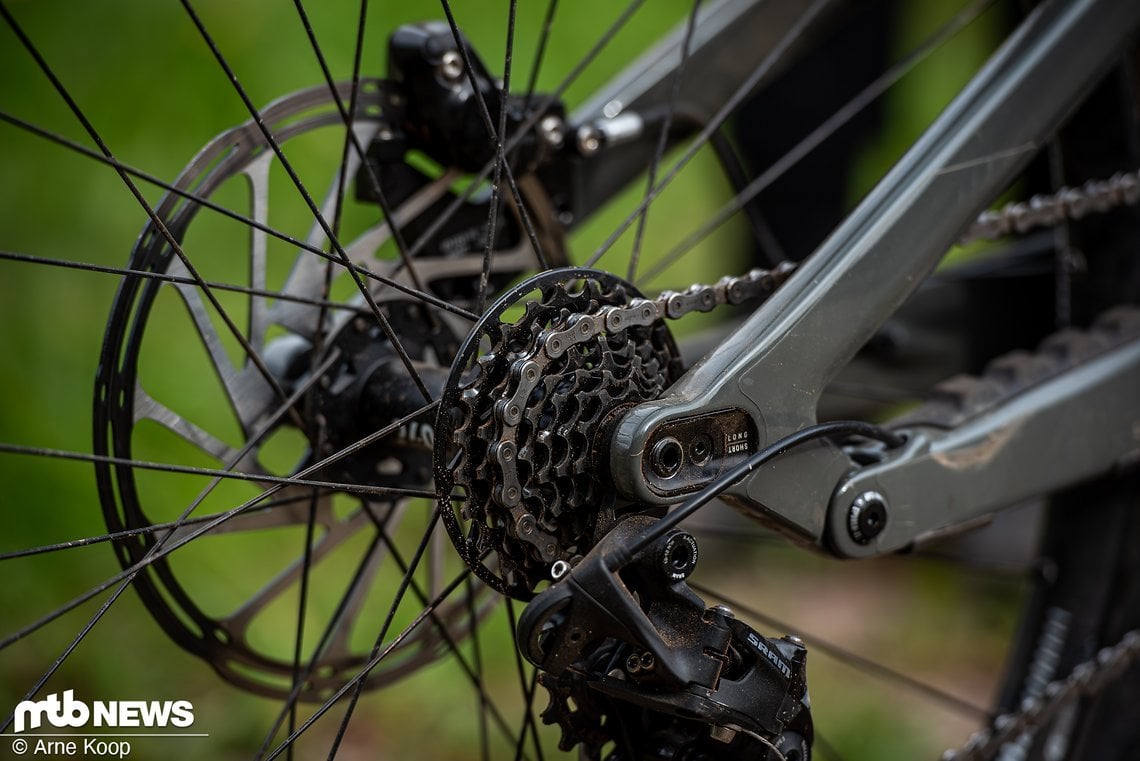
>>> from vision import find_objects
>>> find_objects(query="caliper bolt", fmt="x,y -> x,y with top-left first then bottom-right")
438,49 -> 464,82
538,115 -> 565,149
576,124 -> 602,156
848,490 -> 889,544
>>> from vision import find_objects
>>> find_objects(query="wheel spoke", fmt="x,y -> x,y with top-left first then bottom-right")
0,107 -> 479,321
0,1 -> 304,430
628,0 -> 701,281
587,0 -> 839,267
477,0 -> 519,314
638,0 -> 996,286
179,0 -> 436,403
690,582 -> 990,720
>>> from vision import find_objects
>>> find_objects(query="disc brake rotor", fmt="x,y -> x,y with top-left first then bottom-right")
94,79 -> 543,699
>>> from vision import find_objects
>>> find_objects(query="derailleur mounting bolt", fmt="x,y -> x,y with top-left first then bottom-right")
848,490 -> 889,544
660,530 -> 699,580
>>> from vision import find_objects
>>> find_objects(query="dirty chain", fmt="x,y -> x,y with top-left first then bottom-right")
442,168 -> 1140,753
554,170 -> 1140,758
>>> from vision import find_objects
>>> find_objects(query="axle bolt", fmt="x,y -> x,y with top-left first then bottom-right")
848,490 -> 888,544
649,436 -> 683,479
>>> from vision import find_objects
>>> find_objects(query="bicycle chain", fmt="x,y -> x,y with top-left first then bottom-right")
569,168 -> 1140,335
960,169 -> 1140,244
512,168 -> 1140,754
942,630 -> 1140,761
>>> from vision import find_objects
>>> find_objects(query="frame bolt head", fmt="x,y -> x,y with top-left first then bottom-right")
848,490 -> 888,544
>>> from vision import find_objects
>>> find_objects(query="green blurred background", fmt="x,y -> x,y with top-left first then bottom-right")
0,1 -> 1020,759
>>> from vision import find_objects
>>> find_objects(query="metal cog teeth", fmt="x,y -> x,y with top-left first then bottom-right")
444,271 -> 682,594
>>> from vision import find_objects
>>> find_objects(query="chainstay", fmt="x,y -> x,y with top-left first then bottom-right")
528,169 -> 1140,755
942,630 -> 1140,761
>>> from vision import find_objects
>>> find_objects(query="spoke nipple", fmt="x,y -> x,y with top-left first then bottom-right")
848,490 -> 889,544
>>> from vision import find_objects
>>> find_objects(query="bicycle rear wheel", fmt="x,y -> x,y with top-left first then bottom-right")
0,1 -> 1137,760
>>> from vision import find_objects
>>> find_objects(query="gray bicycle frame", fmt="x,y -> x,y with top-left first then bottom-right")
563,0 -> 1140,556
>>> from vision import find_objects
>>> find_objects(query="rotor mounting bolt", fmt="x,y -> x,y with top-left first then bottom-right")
438,49 -> 464,82
848,490 -> 889,544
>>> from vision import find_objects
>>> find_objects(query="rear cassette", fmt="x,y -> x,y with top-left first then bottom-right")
434,268 -> 683,598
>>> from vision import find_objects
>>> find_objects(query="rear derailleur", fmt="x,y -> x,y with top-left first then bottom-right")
516,515 -> 813,761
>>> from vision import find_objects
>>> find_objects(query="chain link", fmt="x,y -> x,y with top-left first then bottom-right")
557,169 -> 1140,348
548,168 -> 1140,348
960,169 -> 1140,244
528,169 -> 1140,756
942,630 -> 1140,761
537,260 -> 799,360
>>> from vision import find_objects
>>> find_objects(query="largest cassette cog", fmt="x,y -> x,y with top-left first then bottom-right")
434,268 -> 683,599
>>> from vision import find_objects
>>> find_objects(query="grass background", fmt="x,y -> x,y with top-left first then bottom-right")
0,1 -> 1020,759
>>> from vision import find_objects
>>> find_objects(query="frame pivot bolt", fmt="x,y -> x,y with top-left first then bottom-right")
848,490 -> 888,544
